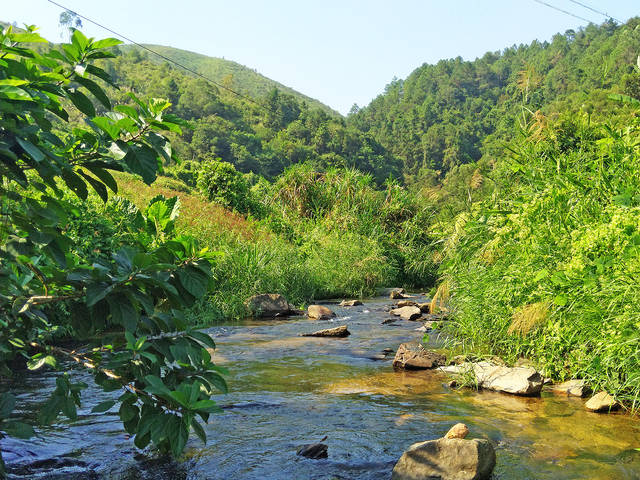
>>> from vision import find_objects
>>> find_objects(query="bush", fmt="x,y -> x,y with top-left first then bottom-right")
164,160 -> 200,187
197,160 -> 251,213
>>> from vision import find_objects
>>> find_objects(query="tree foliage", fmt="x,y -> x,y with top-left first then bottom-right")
0,25 -> 226,471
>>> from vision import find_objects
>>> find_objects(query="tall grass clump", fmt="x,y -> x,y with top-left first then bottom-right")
437,111 -> 640,408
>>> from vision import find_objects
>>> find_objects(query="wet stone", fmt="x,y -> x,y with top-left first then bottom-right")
552,379 -> 591,398
296,443 -> 328,459
300,325 -> 350,337
585,391 -> 619,412
307,305 -> 336,320
339,299 -> 363,307
393,343 -> 446,370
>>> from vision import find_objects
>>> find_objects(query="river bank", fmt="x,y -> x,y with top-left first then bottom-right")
3,294 -> 640,479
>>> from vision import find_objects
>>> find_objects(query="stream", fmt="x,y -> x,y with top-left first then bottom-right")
3,295 -> 640,479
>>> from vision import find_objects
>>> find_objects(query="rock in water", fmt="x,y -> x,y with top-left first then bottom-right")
417,302 -> 431,313
474,363 -> 543,396
585,391 -> 619,412
339,299 -> 363,307
390,306 -> 422,321
379,287 -> 405,296
552,379 -> 591,397
245,294 -> 293,317
442,362 -> 544,396
390,290 -> 407,299
297,443 -> 328,459
300,325 -> 350,337
307,305 -> 336,320
392,438 -> 496,480
396,300 -> 417,308
393,343 -> 446,370
445,423 -> 469,439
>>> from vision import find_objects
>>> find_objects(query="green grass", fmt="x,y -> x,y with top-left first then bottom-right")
435,113 -> 640,408
113,167 -> 431,322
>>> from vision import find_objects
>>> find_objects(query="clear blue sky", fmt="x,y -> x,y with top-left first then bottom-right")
3,1 -> 639,114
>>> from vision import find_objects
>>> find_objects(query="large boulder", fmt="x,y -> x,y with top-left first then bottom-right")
390,306 -> 422,321
442,362 -> 543,396
300,325 -> 350,337
392,437 -> 496,480
585,391 -> 619,412
245,294 -> 295,317
307,305 -> 336,320
393,343 -> 446,370
552,379 -> 591,398
473,363 -> 543,396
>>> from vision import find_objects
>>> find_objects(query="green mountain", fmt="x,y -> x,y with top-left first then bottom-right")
122,44 -> 339,115
348,18 -> 640,182
101,45 -> 399,182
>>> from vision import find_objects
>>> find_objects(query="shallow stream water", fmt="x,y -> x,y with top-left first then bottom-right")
3,295 -> 640,479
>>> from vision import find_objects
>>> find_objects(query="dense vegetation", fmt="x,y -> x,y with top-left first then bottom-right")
434,103 -> 640,407
349,18 -> 640,182
122,44 -> 337,114
98,47 -> 401,183
3,13 -> 640,475
0,27 -> 227,471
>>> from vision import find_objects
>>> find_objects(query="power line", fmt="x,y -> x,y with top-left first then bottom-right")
567,0 -> 622,24
46,0 -> 263,108
532,0 -> 595,24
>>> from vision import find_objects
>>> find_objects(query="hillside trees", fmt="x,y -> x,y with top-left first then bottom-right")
349,18 -> 640,181
97,53 -> 402,183
0,26 -> 226,471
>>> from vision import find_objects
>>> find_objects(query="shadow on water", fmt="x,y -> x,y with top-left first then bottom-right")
3,295 -> 640,479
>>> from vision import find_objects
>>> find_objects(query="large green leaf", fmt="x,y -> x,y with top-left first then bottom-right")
3,421 -> 35,439
91,38 -> 123,49
74,76 -> 111,110
124,144 -> 159,185
177,266 -> 209,298
65,88 -> 96,117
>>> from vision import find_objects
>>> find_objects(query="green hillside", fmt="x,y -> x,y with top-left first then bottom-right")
349,18 -> 640,182
122,44 -> 338,115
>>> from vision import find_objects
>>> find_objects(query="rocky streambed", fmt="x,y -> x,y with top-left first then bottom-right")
3,294 -> 640,479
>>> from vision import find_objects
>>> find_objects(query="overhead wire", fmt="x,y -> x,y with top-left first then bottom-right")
567,0 -> 622,24
531,0 -> 595,23
46,0 -> 264,108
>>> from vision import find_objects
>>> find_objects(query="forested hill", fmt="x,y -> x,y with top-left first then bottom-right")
348,18 -> 640,183
98,45 -> 400,182
122,44 -> 338,115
